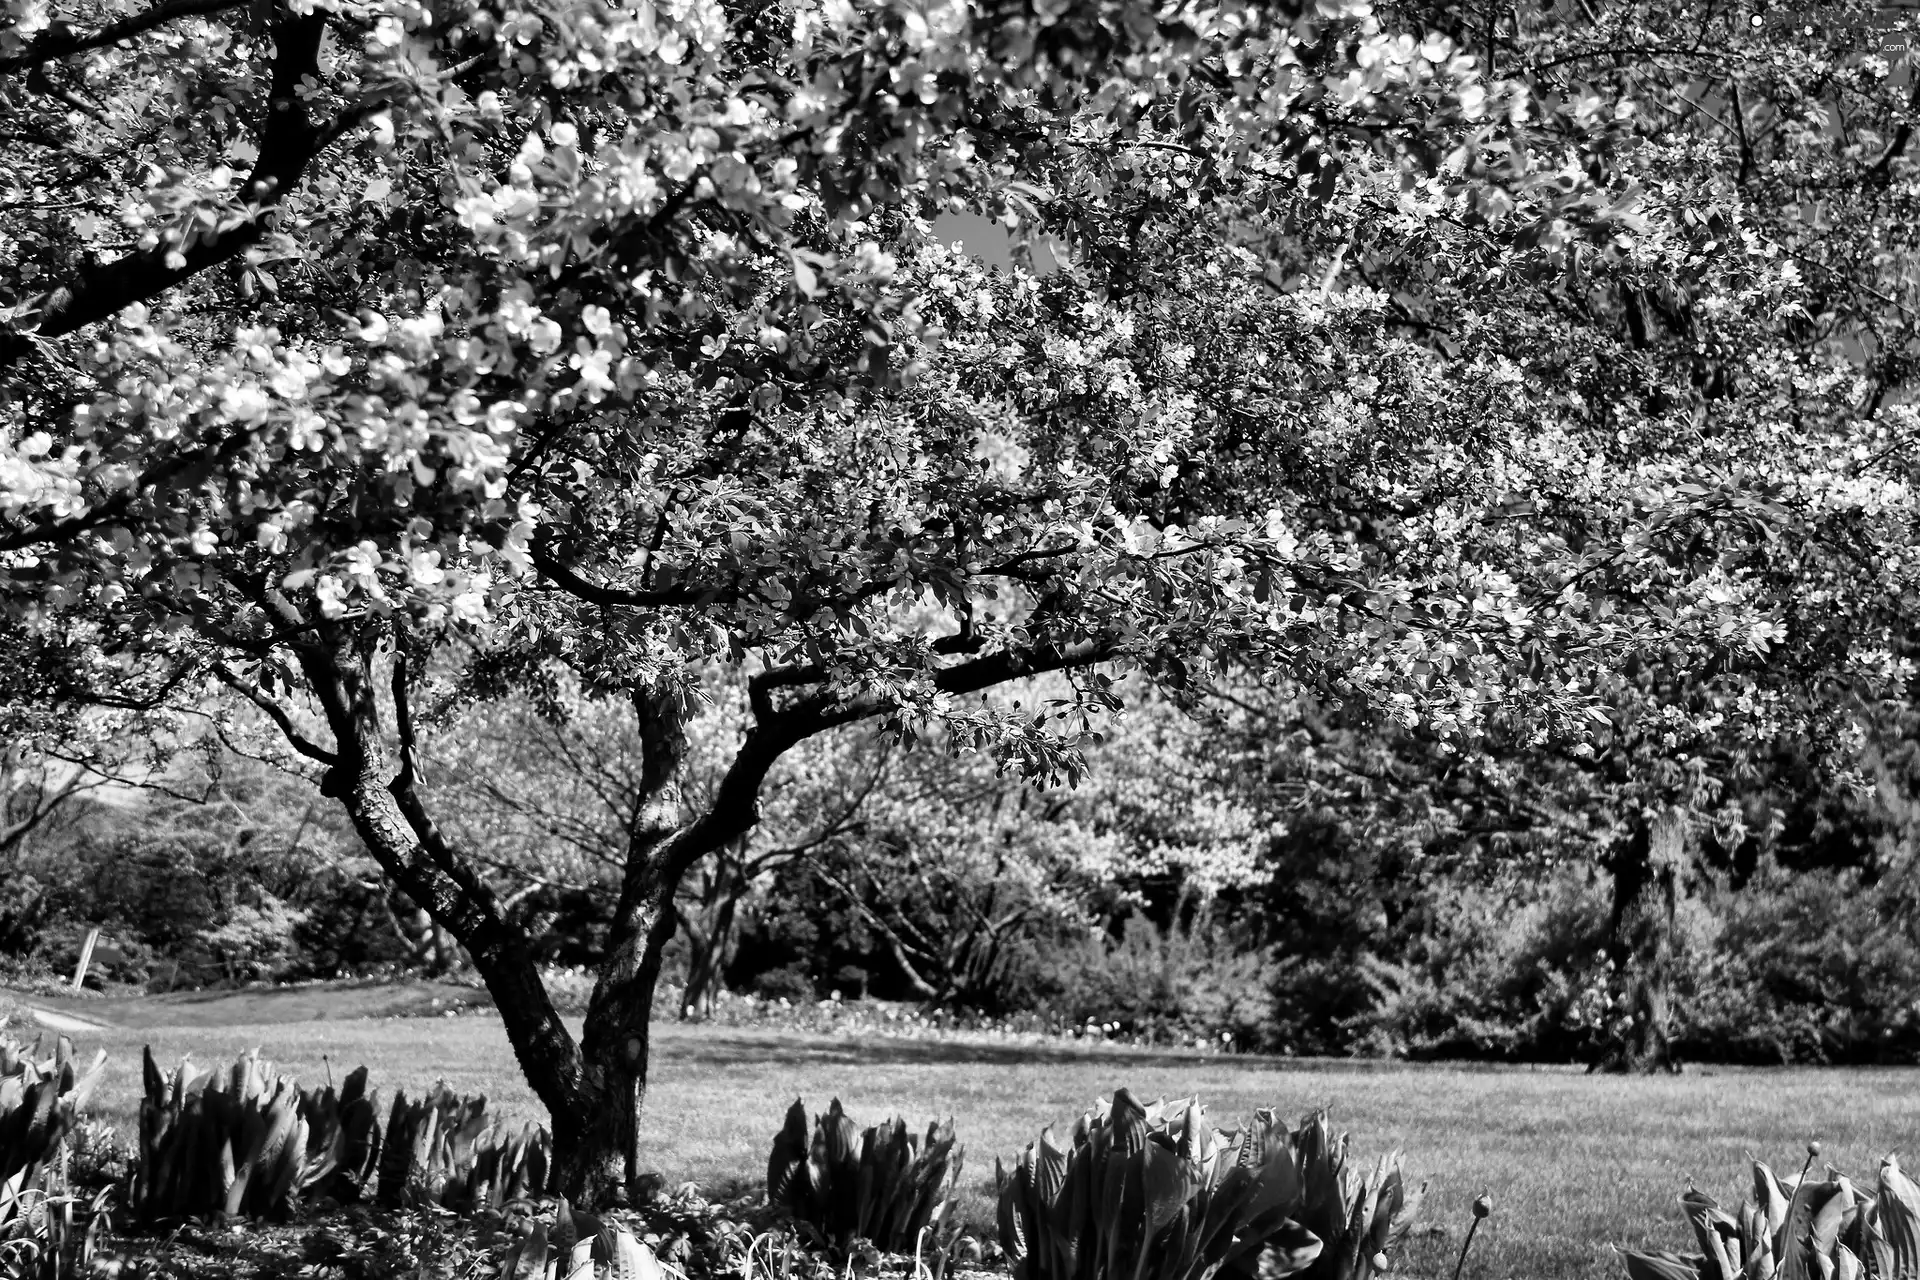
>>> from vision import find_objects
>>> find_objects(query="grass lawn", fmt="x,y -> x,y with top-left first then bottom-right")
24,1001 -> 1920,1280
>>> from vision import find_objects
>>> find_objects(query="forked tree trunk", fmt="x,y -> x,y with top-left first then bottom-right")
527,684 -> 694,1203
294,633 -> 862,1206
296,640 -> 683,1203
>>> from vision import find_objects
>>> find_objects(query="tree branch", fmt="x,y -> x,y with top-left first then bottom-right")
1869,78 -> 1920,185
0,422 -> 272,553
392,654 -> 425,790
0,0 -> 245,75
931,637 -> 1116,695
212,663 -> 339,765
807,856 -> 940,1000
2,7 -> 327,365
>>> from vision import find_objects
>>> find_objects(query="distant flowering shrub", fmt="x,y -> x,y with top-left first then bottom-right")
639,979 -> 1245,1054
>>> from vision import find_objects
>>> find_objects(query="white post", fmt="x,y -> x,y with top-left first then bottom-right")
71,927 -> 100,991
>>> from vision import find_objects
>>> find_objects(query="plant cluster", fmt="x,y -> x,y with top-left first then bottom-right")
0,1035 -> 108,1279
655,986 -> 1249,1056
997,1091 -> 1419,1280
131,1047 -> 548,1224
766,1099 -> 962,1258
1622,1144 -> 1920,1280
376,1083 -> 551,1214
497,1195 -> 673,1280
131,1047 -> 381,1222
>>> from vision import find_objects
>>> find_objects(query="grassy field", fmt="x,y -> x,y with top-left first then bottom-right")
17,996 -> 1920,1280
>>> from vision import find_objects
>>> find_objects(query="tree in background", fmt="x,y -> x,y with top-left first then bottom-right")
422,677 -> 889,1014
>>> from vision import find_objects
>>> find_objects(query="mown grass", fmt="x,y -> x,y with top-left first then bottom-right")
31,1010 -> 1920,1280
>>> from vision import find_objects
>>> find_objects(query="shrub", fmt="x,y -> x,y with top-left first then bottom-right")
751,965 -> 817,1005
1621,1146 -> 1920,1280
766,1098 -> 962,1255
543,966 -> 600,1015
996,1090 -> 1420,1280
1036,915 -> 1273,1050
132,1048 -> 546,1223
0,1035 -> 107,1194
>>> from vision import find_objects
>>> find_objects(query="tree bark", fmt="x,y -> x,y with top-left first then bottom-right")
553,685 -> 689,1202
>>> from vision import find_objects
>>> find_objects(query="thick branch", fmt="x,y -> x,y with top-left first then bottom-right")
1869,79 -> 1920,184
0,423 -> 276,555
0,0 -> 244,75
297,639 -> 588,1120
392,655 -> 425,789
534,543 -> 726,610
535,543 -> 896,621
2,8 -> 327,363
931,637 -> 1116,695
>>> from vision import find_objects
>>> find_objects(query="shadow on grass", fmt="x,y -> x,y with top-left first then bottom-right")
8,978 -> 491,1029
660,1031 -> 1194,1069
654,1027 -> 1583,1074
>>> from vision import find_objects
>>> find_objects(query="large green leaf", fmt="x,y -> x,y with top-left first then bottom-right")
1753,1163 -> 1792,1243
1255,1224 -> 1325,1280
1620,1249 -> 1705,1280
1876,1155 -> 1920,1280
1680,1188 -> 1742,1280
767,1098 -> 810,1213
1141,1138 -> 1201,1247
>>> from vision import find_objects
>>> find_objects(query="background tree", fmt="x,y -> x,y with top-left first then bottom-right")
424,676 -> 889,1014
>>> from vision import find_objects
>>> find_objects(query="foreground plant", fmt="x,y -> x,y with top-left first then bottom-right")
377,1082 -> 551,1212
997,1090 -> 1420,1280
132,1047 -> 380,1221
0,1037 -> 106,1200
766,1098 -> 963,1257
1621,1143 -> 1920,1280
0,1036 -> 109,1279
497,1196 -> 667,1280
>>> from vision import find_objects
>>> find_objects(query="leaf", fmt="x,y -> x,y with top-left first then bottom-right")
1680,1188 -> 1740,1280
1876,1155 -> 1920,1280
1140,1137 -> 1199,1241
1619,1249 -> 1705,1280
607,1226 -> 664,1280
1254,1224 -> 1324,1279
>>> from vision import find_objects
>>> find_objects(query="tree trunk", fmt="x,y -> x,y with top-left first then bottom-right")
552,685 -> 692,1202
681,893 -> 737,1020
680,842 -> 752,1020
552,891 -> 679,1203
1593,809 -> 1685,1074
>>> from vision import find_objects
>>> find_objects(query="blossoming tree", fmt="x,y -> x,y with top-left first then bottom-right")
4,0 -> 1913,1195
